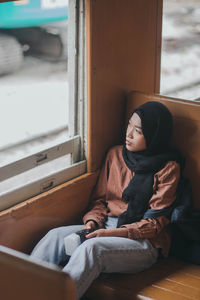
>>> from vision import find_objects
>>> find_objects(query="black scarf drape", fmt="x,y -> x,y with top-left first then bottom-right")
117,101 -> 183,228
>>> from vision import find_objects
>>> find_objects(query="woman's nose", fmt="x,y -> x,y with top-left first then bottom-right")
127,127 -> 134,138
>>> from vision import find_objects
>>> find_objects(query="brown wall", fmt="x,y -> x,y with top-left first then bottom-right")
87,0 -> 163,172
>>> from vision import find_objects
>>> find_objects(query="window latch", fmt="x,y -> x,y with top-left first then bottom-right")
36,153 -> 48,164
41,178 -> 55,192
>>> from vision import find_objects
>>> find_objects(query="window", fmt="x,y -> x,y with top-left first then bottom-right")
0,0 -> 86,211
160,0 -> 200,101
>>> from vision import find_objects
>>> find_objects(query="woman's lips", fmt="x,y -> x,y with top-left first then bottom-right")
126,140 -> 132,146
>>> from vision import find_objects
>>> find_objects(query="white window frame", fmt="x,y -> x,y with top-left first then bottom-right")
0,0 -> 86,211
68,0 -> 86,161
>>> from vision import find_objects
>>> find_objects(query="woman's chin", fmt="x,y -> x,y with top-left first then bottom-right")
126,144 -> 135,151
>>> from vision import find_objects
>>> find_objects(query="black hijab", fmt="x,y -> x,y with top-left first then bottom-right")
117,101 -> 183,227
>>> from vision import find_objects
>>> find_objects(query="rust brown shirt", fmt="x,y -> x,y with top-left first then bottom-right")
83,145 -> 180,257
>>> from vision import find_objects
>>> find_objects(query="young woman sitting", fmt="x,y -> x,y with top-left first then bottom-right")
31,101 -> 183,299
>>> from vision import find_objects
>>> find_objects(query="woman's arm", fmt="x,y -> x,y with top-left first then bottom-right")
119,161 -> 180,239
86,216 -> 169,239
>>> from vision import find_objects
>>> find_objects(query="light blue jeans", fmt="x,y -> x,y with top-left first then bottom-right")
31,217 -> 158,299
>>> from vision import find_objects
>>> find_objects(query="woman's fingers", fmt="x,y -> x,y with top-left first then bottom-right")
86,229 -> 104,238
86,232 -> 95,238
84,220 -> 96,229
86,228 -> 128,238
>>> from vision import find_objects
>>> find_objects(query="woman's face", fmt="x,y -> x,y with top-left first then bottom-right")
126,113 -> 146,152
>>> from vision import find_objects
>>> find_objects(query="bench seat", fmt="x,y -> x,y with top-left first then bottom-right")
85,257 -> 200,300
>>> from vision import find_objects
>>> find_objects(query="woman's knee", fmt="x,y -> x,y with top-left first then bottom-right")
46,227 -> 62,239
46,225 -> 84,242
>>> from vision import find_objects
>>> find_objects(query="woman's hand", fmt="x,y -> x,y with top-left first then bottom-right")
86,228 -> 128,239
84,220 -> 97,230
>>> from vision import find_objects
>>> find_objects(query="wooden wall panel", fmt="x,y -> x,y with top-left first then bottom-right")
0,173 -> 98,253
86,0 -> 163,172
0,246 -> 76,300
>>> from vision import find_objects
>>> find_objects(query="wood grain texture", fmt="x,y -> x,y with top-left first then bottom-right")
0,172 -> 98,253
85,258 -> 200,300
0,246 -> 76,300
86,0 -> 163,172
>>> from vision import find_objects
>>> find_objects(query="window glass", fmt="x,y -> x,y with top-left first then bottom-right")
161,0 -> 200,101
0,0 -> 86,210
0,0 -> 69,164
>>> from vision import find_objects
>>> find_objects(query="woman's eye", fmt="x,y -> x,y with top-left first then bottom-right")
135,129 -> 142,134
